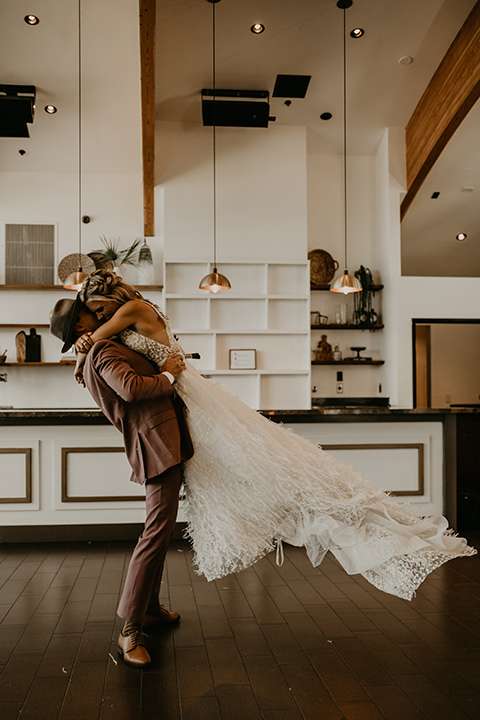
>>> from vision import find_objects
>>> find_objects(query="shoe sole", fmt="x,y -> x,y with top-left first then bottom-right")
117,644 -> 151,668
143,617 -> 181,630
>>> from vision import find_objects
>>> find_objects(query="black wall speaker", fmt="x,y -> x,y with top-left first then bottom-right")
0,84 -> 36,137
202,89 -> 270,128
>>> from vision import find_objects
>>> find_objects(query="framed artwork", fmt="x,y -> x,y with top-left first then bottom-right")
229,349 -> 257,370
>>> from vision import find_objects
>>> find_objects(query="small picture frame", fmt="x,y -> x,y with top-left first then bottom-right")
229,349 -> 257,370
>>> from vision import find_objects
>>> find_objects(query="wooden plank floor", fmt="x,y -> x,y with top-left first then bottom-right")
0,536 -> 479,720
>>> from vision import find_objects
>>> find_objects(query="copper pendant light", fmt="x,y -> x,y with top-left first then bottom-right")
63,0 -> 89,291
330,0 -> 361,295
199,0 -> 231,293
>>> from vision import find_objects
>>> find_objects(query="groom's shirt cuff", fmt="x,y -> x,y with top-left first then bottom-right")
161,371 -> 175,384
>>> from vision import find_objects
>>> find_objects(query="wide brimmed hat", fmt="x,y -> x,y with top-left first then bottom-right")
49,295 -> 84,353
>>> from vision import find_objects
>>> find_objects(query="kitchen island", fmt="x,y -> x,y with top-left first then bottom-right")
1,405 -> 476,541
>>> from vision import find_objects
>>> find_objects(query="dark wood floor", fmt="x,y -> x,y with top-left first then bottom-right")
0,535 -> 479,720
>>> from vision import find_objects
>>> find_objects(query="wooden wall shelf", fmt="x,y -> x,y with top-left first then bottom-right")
310,284 -> 384,291
0,324 -> 50,328
0,284 -> 163,291
1,362 -> 75,367
311,323 -> 384,330
312,359 -> 385,366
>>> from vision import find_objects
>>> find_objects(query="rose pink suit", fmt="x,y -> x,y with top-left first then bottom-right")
83,339 -> 193,623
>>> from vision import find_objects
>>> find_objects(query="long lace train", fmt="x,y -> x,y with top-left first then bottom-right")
120,327 -> 476,600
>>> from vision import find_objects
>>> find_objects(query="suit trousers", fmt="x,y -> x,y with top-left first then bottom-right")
117,463 -> 182,624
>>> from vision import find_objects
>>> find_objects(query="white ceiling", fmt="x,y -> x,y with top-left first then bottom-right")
0,0 -> 142,174
156,0 -> 476,155
1,0 -> 478,275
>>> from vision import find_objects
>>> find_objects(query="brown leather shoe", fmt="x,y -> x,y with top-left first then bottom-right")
143,605 -> 181,630
117,627 -> 151,668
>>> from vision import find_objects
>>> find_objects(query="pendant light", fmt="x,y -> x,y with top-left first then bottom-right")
330,0 -> 361,295
199,0 -> 231,293
63,0 -> 90,290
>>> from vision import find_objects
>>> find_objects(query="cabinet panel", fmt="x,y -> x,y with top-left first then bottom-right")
207,373 -> 259,408
260,374 -> 310,410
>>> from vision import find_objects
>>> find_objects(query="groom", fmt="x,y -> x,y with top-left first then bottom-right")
49,297 -> 193,668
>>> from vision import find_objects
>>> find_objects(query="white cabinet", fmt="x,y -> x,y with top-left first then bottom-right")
164,261 -> 311,410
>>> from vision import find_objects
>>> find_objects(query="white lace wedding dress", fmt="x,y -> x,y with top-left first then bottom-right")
120,317 -> 476,601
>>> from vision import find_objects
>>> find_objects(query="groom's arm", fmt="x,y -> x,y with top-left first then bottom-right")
87,340 -> 174,403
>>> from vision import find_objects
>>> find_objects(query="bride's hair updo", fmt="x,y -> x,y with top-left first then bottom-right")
79,269 -> 145,305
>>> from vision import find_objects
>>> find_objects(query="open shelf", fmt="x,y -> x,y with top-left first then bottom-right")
165,260 -> 311,409
0,323 -> 50,328
312,359 -> 384,366
311,284 -> 384,291
1,362 -> 75,366
0,284 -> 163,291
311,323 -> 384,330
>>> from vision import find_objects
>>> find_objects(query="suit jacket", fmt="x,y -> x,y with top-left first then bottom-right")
83,339 -> 193,484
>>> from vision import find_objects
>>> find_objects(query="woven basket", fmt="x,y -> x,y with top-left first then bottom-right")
308,249 -> 339,286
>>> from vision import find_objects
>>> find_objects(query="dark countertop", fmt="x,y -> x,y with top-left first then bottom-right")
0,406 -> 478,425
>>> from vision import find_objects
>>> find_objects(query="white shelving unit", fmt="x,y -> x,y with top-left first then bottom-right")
164,261 -> 311,409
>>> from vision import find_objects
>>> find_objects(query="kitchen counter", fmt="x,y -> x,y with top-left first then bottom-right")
0,405 -> 478,426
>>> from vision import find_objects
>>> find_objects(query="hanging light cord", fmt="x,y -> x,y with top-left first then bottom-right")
342,5 -> 348,272
77,0 -> 83,272
212,0 -> 217,270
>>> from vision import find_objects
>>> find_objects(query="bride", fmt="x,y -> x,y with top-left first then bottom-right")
73,270 -> 475,600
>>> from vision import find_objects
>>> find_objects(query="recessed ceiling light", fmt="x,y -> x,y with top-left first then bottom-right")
431,191 -> 440,199
24,15 -> 40,25
251,23 -> 265,34
456,233 -> 467,241
350,28 -> 364,38
320,112 -> 332,121
398,56 -> 414,65
44,105 -> 57,114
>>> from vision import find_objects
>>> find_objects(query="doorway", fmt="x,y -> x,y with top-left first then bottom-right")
412,319 -> 480,409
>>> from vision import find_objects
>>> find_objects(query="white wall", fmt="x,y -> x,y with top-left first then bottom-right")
0,171 -> 145,271
375,127 -> 480,407
157,122 -> 308,262
307,154 -> 378,275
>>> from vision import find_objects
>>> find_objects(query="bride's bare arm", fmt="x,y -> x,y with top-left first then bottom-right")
75,300 -> 147,353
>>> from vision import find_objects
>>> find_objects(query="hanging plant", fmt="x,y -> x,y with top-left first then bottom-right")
352,266 -> 378,331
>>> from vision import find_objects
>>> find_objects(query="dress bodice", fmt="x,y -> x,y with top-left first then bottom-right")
119,303 -> 183,369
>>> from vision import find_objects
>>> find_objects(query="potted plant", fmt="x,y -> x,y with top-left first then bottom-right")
88,237 -> 142,274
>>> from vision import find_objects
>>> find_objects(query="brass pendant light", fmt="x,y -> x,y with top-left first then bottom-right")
330,0 -> 361,295
199,0 -> 231,293
64,0 -> 89,291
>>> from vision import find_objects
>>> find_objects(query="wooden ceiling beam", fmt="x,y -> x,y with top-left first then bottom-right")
401,0 -> 480,220
139,0 -> 156,237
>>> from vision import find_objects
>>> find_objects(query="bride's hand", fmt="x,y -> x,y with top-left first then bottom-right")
75,332 -> 94,354
163,352 -> 186,379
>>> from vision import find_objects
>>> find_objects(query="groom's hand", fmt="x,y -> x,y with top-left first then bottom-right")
163,353 -> 186,380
